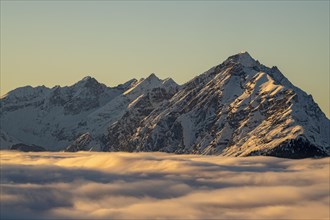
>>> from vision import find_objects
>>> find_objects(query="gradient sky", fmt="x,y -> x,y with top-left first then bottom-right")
1,1 -> 329,116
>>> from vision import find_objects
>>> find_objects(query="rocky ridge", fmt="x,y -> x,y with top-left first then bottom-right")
1,52 -> 329,158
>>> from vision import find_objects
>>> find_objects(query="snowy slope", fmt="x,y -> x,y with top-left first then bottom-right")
0,77 -> 128,150
103,74 -> 179,152
0,74 -> 179,151
103,52 -> 329,158
1,52 -> 329,158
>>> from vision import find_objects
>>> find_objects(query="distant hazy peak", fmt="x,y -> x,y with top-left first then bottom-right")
72,76 -> 102,89
117,78 -> 138,90
145,73 -> 161,82
2,85 -> 50,100
82,76 -> 93,81
77,75 -> 98,83
163,77 -> 178,86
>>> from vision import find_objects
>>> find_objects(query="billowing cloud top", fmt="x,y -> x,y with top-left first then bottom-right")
1,151 -> 329,219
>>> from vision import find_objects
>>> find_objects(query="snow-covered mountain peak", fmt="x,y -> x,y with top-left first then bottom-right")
2,85 -> 50,102
82,76 -> 93,81
225,51 -> 258,68
73,76 -> 101,88
1,53 -> 329,158
116,78 -> 138,90
123,73 -> 176,96
163,77 -> 178,87
145,73 -> 161,83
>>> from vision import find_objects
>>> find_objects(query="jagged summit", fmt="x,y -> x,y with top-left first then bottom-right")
2,85 -> 50,102
73,76 -> 101,88
231,51 -> 254,60
123,73 -> 178,96
144,73 -> 179,90
75,76 -> 98,84
117,78 -> 138,90
146,73 -> 160,81
163,77 -> 177,86
225,51 -> 258,67
82,76 -> 93,81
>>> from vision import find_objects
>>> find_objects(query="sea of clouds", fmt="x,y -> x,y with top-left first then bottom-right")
0,151 -> 329,219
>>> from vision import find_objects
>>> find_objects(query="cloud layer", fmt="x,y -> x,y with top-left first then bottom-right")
1,151 -> 329,219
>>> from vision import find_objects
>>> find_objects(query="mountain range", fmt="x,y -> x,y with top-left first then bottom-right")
1,52 -> 329,158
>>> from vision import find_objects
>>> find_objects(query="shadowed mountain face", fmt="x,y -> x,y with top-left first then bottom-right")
1,52 -> 329,158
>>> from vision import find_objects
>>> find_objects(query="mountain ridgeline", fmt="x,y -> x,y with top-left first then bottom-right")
1,52 -> 329,158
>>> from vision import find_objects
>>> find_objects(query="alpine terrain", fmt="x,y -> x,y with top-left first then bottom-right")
1,52 -> 329,158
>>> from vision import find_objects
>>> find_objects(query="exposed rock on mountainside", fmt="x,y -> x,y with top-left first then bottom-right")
1,52 -> 329,158
102,52 -> 329,158
10,143 -> 46,152
65,132 -> 92,152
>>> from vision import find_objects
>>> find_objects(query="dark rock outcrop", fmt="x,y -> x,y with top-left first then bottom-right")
10,143 -> 46,152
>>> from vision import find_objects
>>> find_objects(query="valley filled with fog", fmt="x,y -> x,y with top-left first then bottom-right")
1,151 -> 329,219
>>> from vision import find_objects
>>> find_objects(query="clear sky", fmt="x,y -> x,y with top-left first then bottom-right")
1,1 -> 329,117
